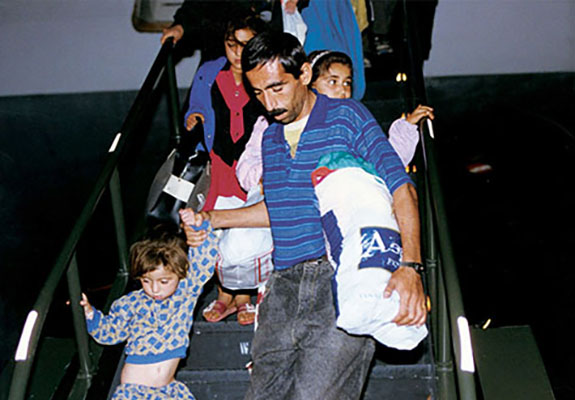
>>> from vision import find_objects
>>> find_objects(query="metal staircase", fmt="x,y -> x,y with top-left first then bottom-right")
94,280 -> 437,399
4,1 -> 535,399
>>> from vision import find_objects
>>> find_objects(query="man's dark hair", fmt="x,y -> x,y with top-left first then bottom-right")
242,31 -> 307,79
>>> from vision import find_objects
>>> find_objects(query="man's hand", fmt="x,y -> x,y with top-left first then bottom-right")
180,208 -> 210,247
384,267 -> 427,327
161,24 -> 184,45
180,201 -> 270,247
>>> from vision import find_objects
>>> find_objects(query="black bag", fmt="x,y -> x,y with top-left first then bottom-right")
146,122 -> 210,230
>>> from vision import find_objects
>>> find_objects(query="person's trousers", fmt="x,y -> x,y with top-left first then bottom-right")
245,258 -> 375,400
112,380 -> 195,399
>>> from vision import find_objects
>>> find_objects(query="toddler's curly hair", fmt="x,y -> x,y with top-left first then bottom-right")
130,231 -> 188,280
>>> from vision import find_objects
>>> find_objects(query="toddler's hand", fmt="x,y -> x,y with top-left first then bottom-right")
80,293 -> 94,320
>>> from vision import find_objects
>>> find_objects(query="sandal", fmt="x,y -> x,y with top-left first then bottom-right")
202,300 -> 237,322
236,303 -> 256,326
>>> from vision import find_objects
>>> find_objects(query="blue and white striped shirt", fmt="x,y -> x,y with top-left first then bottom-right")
262,93 -> 412,270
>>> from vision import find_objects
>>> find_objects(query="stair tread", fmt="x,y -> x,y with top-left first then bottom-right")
176,366 -> 436,400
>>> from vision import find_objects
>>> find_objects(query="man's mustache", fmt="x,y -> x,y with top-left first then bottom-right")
268,108 -> 287,117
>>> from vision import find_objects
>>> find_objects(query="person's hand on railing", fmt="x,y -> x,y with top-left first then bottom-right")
406,104 -> 434,125
384,267 -> 427,327
161,24 -> 184,45
80,293 -> 95,320
186,113 -> 205,131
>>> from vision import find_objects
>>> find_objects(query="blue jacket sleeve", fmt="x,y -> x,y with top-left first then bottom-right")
184,57 -> 227,152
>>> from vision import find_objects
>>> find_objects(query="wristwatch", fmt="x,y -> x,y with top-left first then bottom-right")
399,261 -> 425,273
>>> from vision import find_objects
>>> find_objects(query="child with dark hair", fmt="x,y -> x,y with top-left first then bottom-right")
183,10 -> 269,325
236,47 -> 434,190
307,50 -> 353,99
80,218 -> 218,399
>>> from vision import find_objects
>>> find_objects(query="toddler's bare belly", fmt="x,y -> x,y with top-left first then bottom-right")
121,358 -> 179,387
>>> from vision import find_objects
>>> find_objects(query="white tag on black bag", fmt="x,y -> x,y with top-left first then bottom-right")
163,174 -> 195,203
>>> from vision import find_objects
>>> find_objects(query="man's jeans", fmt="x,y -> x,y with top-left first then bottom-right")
245,258 -> 375,400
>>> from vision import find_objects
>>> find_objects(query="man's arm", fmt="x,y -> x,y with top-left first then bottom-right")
393,183 -> 421,264
180,201 -> 270,247
209,200 -> 270,229
384,183 -> 427,327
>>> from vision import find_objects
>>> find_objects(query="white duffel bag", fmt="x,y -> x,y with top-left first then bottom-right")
213,185 -> 274,290
313,164 -> 427,350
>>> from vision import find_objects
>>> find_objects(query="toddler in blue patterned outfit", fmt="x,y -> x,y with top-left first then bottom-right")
80,213 -> 218,399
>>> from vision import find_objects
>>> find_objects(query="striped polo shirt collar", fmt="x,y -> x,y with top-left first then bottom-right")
268,91 -> 328,144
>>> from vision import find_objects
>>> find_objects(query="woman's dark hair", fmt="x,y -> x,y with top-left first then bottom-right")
242,31 -> 307,79
224,9 -> 266,43
308,50 -> 353,86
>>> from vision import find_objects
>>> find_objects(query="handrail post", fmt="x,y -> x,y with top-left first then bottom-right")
421,169 -> 439,351
425,133 -> 478,399
435,263 -> 458,399
109,167 -> 129,279
421,148 -> 458,399
427,255 -> 439,349
165,39 -> 182,146
67,252 -> 94,380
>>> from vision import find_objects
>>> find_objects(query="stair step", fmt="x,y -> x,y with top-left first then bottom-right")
177,369 -> 250,400
186,319 -> 435,368
362,376 -> 436,400
185,321 -> 254,370
177,363 -> 436,400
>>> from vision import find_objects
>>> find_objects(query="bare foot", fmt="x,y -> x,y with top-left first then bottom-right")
235,294 -> 255,325
203,287 -> 235,322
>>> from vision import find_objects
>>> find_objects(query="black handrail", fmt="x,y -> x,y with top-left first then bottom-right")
7,39 -> 181,400
399,0 -> 479,398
